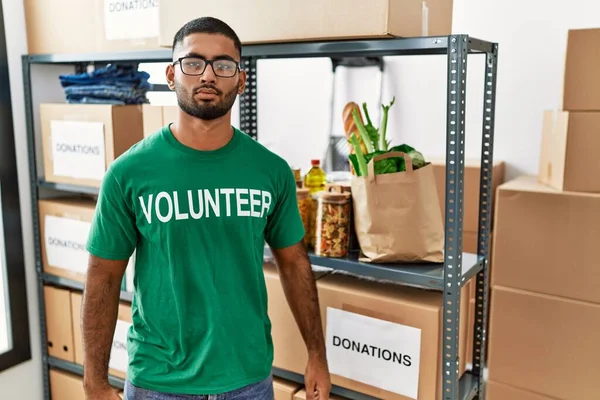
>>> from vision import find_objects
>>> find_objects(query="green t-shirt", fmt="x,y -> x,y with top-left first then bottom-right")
86,125 -> 305,394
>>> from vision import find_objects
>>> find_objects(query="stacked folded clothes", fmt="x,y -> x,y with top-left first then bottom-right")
59,64 -> 152,105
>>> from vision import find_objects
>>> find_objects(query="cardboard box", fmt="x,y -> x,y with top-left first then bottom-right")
491,176 -> 600,303
159,0 -> 453,47
39,198 -> 96,283
293,388 -> 345,400
142,105 -> 164,138
162,105 -> 178,125
488,286 -> 600,400
45,286 -> 75,362
24,0 -> 161,54
41,103 -> 144,188
71,291 -> 133,379
563,28 -> 600,111
538,110 -> 600,193
487,380 -> 555,400
432,159 -> 505,233
313,273 -> 469,400
142,105 -> 179,138
265,262 -> 330,375
49,370 -> 86,399
273,377 -> 302,400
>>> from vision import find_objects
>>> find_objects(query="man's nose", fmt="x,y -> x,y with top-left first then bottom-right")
200,63 -> 217,82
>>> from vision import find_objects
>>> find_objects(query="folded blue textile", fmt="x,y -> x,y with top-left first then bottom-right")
66,96 -> 126,105
59,64 -> 152,104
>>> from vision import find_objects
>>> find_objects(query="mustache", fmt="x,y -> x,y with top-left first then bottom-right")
194,85 -> 222,95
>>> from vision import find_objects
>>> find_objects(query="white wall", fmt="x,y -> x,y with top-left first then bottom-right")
0,0 -> 42,398
255,0 -> 600,181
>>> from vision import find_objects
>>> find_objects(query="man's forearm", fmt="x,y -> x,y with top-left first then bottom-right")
81,256 -> 124,390
275,249 -> 327,358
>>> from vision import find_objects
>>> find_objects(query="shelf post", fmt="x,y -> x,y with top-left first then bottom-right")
472,43 -> 499,400
442,34 -> 468,400
239,56 -> 258,139
22,54 -> 51,400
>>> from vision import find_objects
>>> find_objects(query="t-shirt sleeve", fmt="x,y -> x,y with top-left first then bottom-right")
86,168 -> 138,260
264,163 -> 305,249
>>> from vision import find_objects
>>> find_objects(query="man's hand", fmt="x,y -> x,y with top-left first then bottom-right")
84,383 -> 122,400
304,353 -> 331,400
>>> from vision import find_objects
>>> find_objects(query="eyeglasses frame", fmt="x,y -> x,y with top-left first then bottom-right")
172,56 -> 242,78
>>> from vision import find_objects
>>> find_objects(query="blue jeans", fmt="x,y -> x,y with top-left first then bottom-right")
124,375 -> 274,400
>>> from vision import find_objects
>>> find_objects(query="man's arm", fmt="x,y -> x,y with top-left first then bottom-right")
81,255 -> 128,398
270,242 -> 325,357
270,241 -> 330,399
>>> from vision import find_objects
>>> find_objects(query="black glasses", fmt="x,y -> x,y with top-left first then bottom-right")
173,56 -> 240,78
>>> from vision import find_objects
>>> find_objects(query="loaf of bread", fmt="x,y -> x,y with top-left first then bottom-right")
342,102 -> 367,155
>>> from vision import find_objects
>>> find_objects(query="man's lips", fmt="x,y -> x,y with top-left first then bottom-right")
195,88 -> 219,95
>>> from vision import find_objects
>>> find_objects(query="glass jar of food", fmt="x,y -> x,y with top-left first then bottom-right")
296,188 -> 312,248
314,185 -> 352,258
328,182 -> 360,252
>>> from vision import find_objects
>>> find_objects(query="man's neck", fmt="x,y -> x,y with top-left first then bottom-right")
171,110 -> 234,151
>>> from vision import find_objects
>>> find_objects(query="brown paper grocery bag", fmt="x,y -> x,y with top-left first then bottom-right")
350,151 -> 445,263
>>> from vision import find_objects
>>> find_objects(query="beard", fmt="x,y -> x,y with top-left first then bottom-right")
175,81 -> 239,121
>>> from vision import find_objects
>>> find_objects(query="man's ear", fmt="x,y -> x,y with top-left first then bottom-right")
166,64 -> 176,90
237,69 -> 247,94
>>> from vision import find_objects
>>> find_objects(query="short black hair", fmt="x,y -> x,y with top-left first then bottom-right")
172,17 -> 243,59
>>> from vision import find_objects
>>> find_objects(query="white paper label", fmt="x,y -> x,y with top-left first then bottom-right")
109,319 -> 131,373
44,215 -> 91,274
50,120 -> 106,181
104,0 -> 160,41
326,307 -> 422,399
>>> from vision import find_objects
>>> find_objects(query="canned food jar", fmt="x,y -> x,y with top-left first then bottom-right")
296,188 -> 312,248
314,185 -> 352,258
327,182 -> 360,252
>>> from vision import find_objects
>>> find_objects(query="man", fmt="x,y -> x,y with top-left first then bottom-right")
81,16 -> 331,400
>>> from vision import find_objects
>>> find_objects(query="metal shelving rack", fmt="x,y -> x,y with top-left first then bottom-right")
23,34 -> 498,400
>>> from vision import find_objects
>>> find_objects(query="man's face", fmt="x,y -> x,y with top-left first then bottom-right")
167,33 -> 246,121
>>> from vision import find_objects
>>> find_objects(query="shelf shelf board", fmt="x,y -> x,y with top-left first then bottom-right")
48,357 -> 125,390
38,179 -> 99,196
26,35 -> 495,65
42,273 -> 133,303
264,247 -> 482,291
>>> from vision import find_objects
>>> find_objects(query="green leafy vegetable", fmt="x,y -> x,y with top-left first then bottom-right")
346,96 -> 428,176
352,108 -> 375,153
378,96 -> 395,151
348,133 -> 368,177
362,102 -> 380,151
365,151 -> 403,175
390,144 -> 427,170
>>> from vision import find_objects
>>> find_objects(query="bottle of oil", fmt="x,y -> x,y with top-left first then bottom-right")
304,159 -> 327,194
303,159 -> 327,250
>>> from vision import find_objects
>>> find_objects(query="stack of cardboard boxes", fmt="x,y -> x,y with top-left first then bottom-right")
39,102 -> 176,399
486,27 -> 600,400
25,0 -> 455,55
